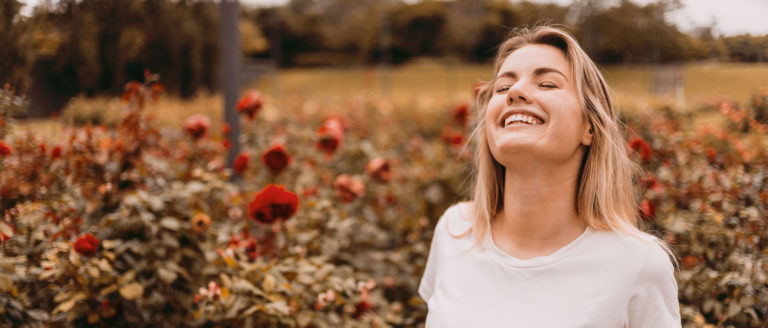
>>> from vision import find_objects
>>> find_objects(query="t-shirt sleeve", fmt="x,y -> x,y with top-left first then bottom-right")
418,209 -> 448,303
419,205 -> 459,302
626,240 -> 681,328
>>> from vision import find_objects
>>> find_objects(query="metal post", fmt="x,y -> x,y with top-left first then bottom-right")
220,0 -> 241,179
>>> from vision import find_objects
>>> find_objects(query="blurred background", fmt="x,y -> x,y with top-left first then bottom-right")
3,0 -> 768,124
1,1 -> 767,327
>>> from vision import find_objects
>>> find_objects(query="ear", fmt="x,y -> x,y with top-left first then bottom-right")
581,123 -> 594,146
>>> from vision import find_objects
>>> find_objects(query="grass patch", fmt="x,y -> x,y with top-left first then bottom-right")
16,61 -> 768,135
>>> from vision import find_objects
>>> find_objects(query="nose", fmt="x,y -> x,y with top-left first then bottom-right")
507,83 -> 531,105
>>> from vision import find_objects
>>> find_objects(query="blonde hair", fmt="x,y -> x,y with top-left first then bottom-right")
459,26 -> 675,262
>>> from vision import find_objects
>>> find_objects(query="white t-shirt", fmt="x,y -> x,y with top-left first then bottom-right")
419,202 -> 681,328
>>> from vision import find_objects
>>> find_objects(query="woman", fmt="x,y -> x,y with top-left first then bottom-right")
418,26 -> 680,327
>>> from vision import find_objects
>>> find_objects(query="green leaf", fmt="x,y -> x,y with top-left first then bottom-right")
262,274 -> 276,293
242,304 -> 263,316
52,293 -> 84,315
159,217 -> 181,231
157,266 -> 177,284
266,300 -> 290,316
0,274 -> 13,292
224,296 -> 246,319
232,278 -> 264,297
99,284 -> 118,297
119,282 -> 144,300
27,309 -> 49,321
118,270 -> 136,285
0,223 -> 13,238
52,298 -> 77,315
725,303 -> 741,319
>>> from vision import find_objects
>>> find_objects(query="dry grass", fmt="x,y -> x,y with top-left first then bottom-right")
683,62 -> 768,104
14,61 -> 768,139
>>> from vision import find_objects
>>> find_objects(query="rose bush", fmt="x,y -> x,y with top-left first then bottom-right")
0,77 -> 766,327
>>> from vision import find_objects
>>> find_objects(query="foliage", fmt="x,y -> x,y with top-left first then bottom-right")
0,79 -> 469,326
5,0 -> 768,97
0,85 -> 28,139
575,0 -> 709,62
0,0 -> 33,92
623,101 -> 768,327
2,77 -> 768,327
8,0 -> 220,97
749,87 -> 768,124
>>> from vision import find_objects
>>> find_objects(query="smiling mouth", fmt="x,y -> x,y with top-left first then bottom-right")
503,113 -> 544,127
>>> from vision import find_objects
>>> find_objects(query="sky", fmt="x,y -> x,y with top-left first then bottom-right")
19,0 -> 768,36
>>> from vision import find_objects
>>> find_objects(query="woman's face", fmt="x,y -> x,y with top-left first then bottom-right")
485,43 -> 592,167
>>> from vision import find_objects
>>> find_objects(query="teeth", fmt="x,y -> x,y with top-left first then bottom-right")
504,113 -> 542,127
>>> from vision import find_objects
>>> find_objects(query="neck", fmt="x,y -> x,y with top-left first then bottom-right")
491,158 -> 587,259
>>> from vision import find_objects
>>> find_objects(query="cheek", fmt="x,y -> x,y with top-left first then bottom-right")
485,96 -> 506,124
553,98 -> 584,128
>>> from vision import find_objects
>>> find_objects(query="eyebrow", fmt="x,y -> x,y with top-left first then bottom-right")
497,67 -> 568,81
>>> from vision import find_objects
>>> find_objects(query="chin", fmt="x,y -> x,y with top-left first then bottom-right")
489,143 -> 539,165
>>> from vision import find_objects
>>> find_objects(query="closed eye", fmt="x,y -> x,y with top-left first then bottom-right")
495,85 -> 510,93
539,82 -> 557,88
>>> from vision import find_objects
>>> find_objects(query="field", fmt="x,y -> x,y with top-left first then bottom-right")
16,62 -> 768,136
2,62 -> 767,327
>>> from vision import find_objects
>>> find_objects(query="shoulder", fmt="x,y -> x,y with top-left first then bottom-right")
427,202 -> 476,253
589,229 -> 675,278
436,201 -> 474,238
631,233 -> 676,284
611,231 -> 680,326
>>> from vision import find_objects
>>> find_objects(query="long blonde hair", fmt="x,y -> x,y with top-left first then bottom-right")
460,26 -> 672,259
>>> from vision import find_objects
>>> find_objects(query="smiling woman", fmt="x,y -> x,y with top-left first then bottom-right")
418,26 -> 682,327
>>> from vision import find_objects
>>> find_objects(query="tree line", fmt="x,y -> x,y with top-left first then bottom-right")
1,0 -> 767,98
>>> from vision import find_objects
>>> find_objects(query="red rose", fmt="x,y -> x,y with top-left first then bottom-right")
453,103 -> 470,127
122,81 -> 143,103
233,152 -> 250,174
302,186 -> 318,198
441,127 -> 465,146
184,114 -> 211,140
639,199 -> 656,221
353,300 -> 373,319
681,255 -> 698,269
385,193 -> 397,205
51,146 -> 63,159
261,145 -> 291,175
706,147 -> 716,163
638,173 -> 663,192
248,184 -> 299,224
101,299 -> 110,311
244,237 -> 259,260
365,158 -> 392,183
150,83 -> 166,101
333,174 -> 365,202
236,90 -> 263,120
0,224 -> 14,242
628,137 -> 652,162
0,141 -> 11,157
74,233 -> 100,256
222,123 -> 231,136
316,117 -> 344,155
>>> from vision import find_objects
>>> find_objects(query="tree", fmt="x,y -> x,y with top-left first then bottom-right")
0,0 -> 33,92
